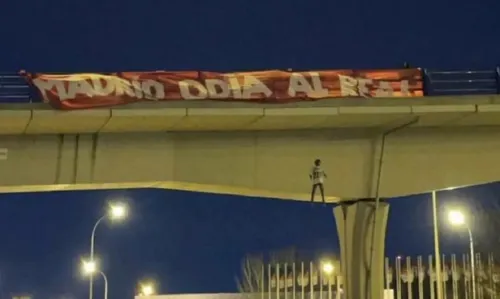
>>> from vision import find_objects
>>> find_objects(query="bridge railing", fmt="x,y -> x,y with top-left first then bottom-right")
424,68 -> 499,96
1,68 -> 500,104
0,73 -> 33,103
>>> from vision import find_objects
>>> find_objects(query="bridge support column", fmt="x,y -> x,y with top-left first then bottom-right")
333,199 -> 390,299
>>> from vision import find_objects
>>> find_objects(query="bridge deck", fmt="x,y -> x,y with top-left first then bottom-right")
1,95 -> 500,134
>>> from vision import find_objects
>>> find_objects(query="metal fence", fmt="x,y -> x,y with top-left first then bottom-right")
0,73 -> 32,103
425,69 -> 500,96
256,254 -> 498,299
1,68 -> 500,104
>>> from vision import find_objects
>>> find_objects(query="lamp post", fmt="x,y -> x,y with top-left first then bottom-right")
82,260 -> 109,299
448,210 -> 476,299
432,190 -> 444,299
89,203 -> 128,299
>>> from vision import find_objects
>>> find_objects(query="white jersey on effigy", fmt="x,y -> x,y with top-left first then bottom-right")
310,166 -> 326,184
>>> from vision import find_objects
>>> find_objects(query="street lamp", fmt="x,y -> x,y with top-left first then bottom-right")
109,204 -> 128,220
431,187 -> 458,299
139,283 -> 156,296
137,279 -> 157,297
89,202 -> 128,299
82,260 -> 109,299
431,190 -> 444,299
322,262 -> 334,275
82,260 -> 97,275
448,210 -> 465,225
448,210 -> 476,299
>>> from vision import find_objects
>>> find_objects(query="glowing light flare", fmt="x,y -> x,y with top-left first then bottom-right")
448,210 -> 466,226
139,281 -> 157,296
82,260 -> 97,275
321,261 -> 334,274
108,203 -> 128,220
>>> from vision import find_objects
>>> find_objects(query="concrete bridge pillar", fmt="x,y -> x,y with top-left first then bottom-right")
334,199 -> 390,299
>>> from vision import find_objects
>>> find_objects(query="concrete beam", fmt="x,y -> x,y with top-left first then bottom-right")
0,127 -> 499,199
1,95 -> 500,134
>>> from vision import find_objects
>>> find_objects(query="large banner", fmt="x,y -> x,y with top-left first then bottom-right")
24,69 -> 423,110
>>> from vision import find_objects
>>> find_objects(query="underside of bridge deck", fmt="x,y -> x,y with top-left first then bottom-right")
1,118 -> 499,299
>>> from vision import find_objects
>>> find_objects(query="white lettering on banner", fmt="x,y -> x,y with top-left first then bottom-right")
141,80 -> 166,100
338,74 -> 410,97
241,75 -> 273,98
179,75 -> 272,100
288,72 -> 328,97
227,76 -> 243,98
401,80 -> 409,96
32,72 -> 413,102
33,75 -> 165,102
338,75 -> 359,97
357,78 -> 373,97
66,80 -> 93,100
375,81 -> 394,97
33,79 -> 65,102
179,80 -> 207,100
90,77 -> 115,96
206,79 -> 230,99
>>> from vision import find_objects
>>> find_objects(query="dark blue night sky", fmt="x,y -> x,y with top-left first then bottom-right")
0,0 -> 499,72
0,0 -> 499,298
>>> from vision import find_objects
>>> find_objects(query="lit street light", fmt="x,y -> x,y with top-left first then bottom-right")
109,204 -> 127,220
448,210 -> 476,299
138,280 -> 157,296
322,262 -> 334,275
82,260 -> 109,299
89,202 -> 129,299
448,210 -> 465,225
82,260 -> 97,274
141,284 -> 155,296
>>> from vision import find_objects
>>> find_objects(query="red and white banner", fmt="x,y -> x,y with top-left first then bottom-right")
24,69 -> 423,110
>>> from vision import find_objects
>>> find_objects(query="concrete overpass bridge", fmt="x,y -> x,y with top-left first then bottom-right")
1,96 -> 500,199
1,68 -> 500,299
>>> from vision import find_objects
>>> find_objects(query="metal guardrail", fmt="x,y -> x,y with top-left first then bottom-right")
424,69 -> 500,96
0,73 -> 32,103
1,69 -> 499,104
